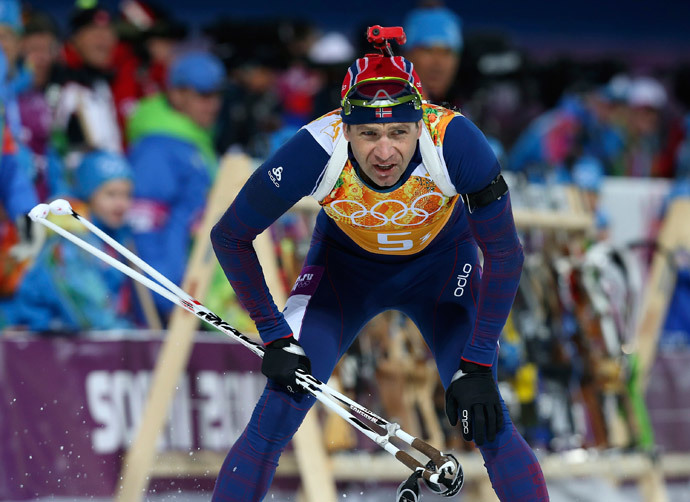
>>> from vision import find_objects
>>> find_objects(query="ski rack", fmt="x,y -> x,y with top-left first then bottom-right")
28,198 -> 463,492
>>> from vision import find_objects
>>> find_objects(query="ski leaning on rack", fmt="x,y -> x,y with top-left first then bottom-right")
29,199 -> 463,500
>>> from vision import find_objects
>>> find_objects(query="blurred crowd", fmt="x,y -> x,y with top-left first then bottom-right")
1,0 -> 689,333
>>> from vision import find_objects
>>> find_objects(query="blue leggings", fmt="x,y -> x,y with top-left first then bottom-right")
212,236 -> 548,501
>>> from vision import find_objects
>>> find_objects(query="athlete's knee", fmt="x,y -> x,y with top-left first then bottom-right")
247,382 -> 316,448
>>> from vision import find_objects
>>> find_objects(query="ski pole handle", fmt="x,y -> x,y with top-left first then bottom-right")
411,438 -> 448,468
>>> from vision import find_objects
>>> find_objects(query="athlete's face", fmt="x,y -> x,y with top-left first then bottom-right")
344,121 -> 422,188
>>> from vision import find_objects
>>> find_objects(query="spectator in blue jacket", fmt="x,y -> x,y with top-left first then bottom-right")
0,47 -> 41,325
0,127 -> 37,229
0,0 -> 33,140
403,6 -> 463,105
126,50 -> 224,319
0,121 -> 40,316
9,151 -> 138,332
507,87 -> 626,182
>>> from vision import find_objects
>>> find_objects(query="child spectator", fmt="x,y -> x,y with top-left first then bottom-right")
9,151 -> 139,332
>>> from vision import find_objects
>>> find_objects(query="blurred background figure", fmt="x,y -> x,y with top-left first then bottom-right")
0,79 -> 40,324
619,76 -> 682,178
274,21 -> 318,131
0,30 -> 42,328
18,9 -> 62,200
208,19 -> 313,159
403,4 -> 463,106
452,32 -> 531,149
53,0 -> 121,170
111,0 -> 188,130
8,151 -> 138,332
0,1 -> 42,201
507,79 -> 630,184
308,31 -> 355,119
127,50 -> 224,321
0,0 -> 32,139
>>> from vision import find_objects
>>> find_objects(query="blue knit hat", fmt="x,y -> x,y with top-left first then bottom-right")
404,7 -> 463,52
168,51 -> 225,93
74,151 -> 133,200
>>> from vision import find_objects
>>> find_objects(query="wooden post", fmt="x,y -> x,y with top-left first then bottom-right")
638,467 -> 668,502
632,199 -> 690,502
635,199 -> 690,386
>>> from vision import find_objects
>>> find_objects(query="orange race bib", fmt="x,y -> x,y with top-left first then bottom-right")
318,104 -> 462,255
321,163 -> 458,255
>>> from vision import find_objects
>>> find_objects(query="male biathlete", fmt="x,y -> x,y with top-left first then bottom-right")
211,27 -> 549,502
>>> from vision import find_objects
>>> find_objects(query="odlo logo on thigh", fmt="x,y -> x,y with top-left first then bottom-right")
462,409 -> 470,435
453,263 -> 473,297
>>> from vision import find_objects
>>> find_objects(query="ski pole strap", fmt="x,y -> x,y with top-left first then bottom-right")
461,174 -> 508,214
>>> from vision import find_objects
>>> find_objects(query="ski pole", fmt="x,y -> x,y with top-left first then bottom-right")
29,200 -> 463,492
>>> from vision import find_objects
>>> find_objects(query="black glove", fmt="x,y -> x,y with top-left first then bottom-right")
261,336 -> 312,394
445,360 -> 504,446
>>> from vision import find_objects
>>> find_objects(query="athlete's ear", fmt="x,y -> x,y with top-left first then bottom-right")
343,124 -> 351,141
416,121 -> 423,139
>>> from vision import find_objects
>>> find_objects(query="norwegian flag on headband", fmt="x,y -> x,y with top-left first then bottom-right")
341,55 -> 423,100
375,107 -> 393,118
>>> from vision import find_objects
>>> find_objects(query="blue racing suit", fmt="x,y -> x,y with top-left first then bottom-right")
211,104 -> 549,501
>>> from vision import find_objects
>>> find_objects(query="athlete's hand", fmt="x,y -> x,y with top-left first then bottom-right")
261,336 -> 312,393
445,360 -> 504,446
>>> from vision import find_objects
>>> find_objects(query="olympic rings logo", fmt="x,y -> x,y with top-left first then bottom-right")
327,192 -> 448,228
